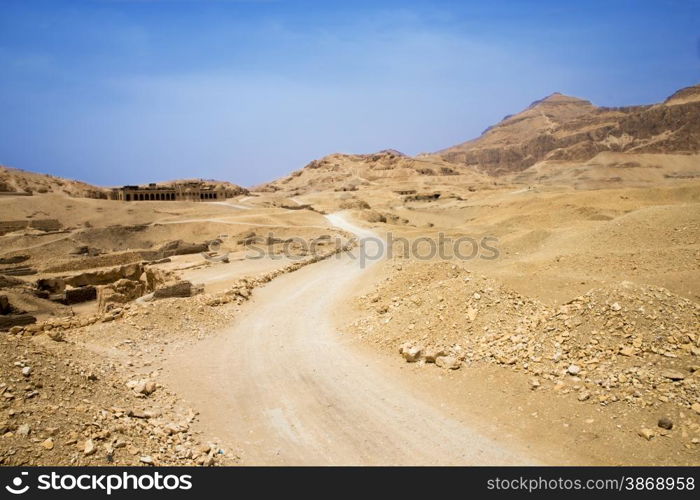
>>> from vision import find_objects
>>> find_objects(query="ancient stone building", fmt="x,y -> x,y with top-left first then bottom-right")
110,182 -> 242,202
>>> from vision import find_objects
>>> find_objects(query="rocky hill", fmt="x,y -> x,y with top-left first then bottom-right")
0,166 -> 107,198
255,149 -> 490,194
154,178 -> 248,195
256,83 -> 700,193
431,84 -> 700,176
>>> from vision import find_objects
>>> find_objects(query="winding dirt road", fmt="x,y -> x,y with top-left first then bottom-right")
163,214 -> 535,465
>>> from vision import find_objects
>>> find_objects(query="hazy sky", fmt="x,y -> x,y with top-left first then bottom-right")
1,0 -> 698,187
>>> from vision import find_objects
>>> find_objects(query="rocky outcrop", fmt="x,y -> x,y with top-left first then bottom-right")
433,84 -> 700,175
0,165 -> 107,199
255,149 -> 488,194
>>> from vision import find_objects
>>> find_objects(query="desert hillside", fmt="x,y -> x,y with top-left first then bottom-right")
431,84 -> 700,177
147,178 -> 249,195
256,149 -> 492,195
0,166 -> 107,198
258,84 -> 700,195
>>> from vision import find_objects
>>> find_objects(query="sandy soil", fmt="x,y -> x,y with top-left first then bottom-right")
161,215 -> 535,465
1,87 -> 699,466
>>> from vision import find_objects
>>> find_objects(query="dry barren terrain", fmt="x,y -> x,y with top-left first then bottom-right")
1,84 -> 699,465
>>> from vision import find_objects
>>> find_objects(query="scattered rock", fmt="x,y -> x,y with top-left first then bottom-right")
657,417 -> 673,430
435,355 -> 461,370
143,381 -> 157,395
638,428 -> 655,441
567,365 -> 581,376
46,330 -> 64,342
399,343 -> 422,362
423,347 -> 447,363
660,370 -> 686,381
84,439 -> 96,456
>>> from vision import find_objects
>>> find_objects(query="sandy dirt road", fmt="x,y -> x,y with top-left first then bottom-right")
163,214 -> 536,465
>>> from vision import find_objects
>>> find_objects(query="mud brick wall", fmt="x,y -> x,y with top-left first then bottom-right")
0,219 -> 62,235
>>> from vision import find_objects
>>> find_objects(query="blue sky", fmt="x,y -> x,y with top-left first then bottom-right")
1,0 -> 698,187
